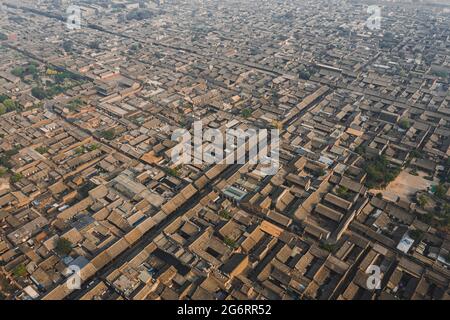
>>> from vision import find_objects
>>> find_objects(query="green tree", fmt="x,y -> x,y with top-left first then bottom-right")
62,40 -> 74,52
31,87 -> 47,100
398,118 -> 411,130
418,194 -> 428,208
364,155 -> 400,188
0,168 -> 7,177
167,166 -> 181,177
219,210 -> 231,220
410,150 -> 423,159
10,173 -> 23,183
0,103 -> 6,115
68,98 -> 83,111
46,84 -> 64,97
75,146 -> 85,154
3,99 -> 17,112
0,156 -> 11,169
55,238 -> 73,256
432,70 -> 449,78
35,146 -> 48,154
355,145 -> 365,155
86,144 -> 98,151
336,186 -> 349,198
299,69 -> 311,80
0,147 -> 19,169
320,242 -> 336,253
12,264 -> 27,278
223,237 -> 238,249
130,43 -> 141,51
241,108 -> 252,118
435,184 -> 447,198
11,67 -> 24,77
27,64 -> 38,77
99,129 -> 116,141
409,229 -> 424,241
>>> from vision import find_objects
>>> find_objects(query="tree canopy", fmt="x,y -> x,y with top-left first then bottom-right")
55,238 -> 73,256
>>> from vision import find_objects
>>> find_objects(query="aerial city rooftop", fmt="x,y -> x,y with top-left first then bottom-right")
0,0 -> 449,301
